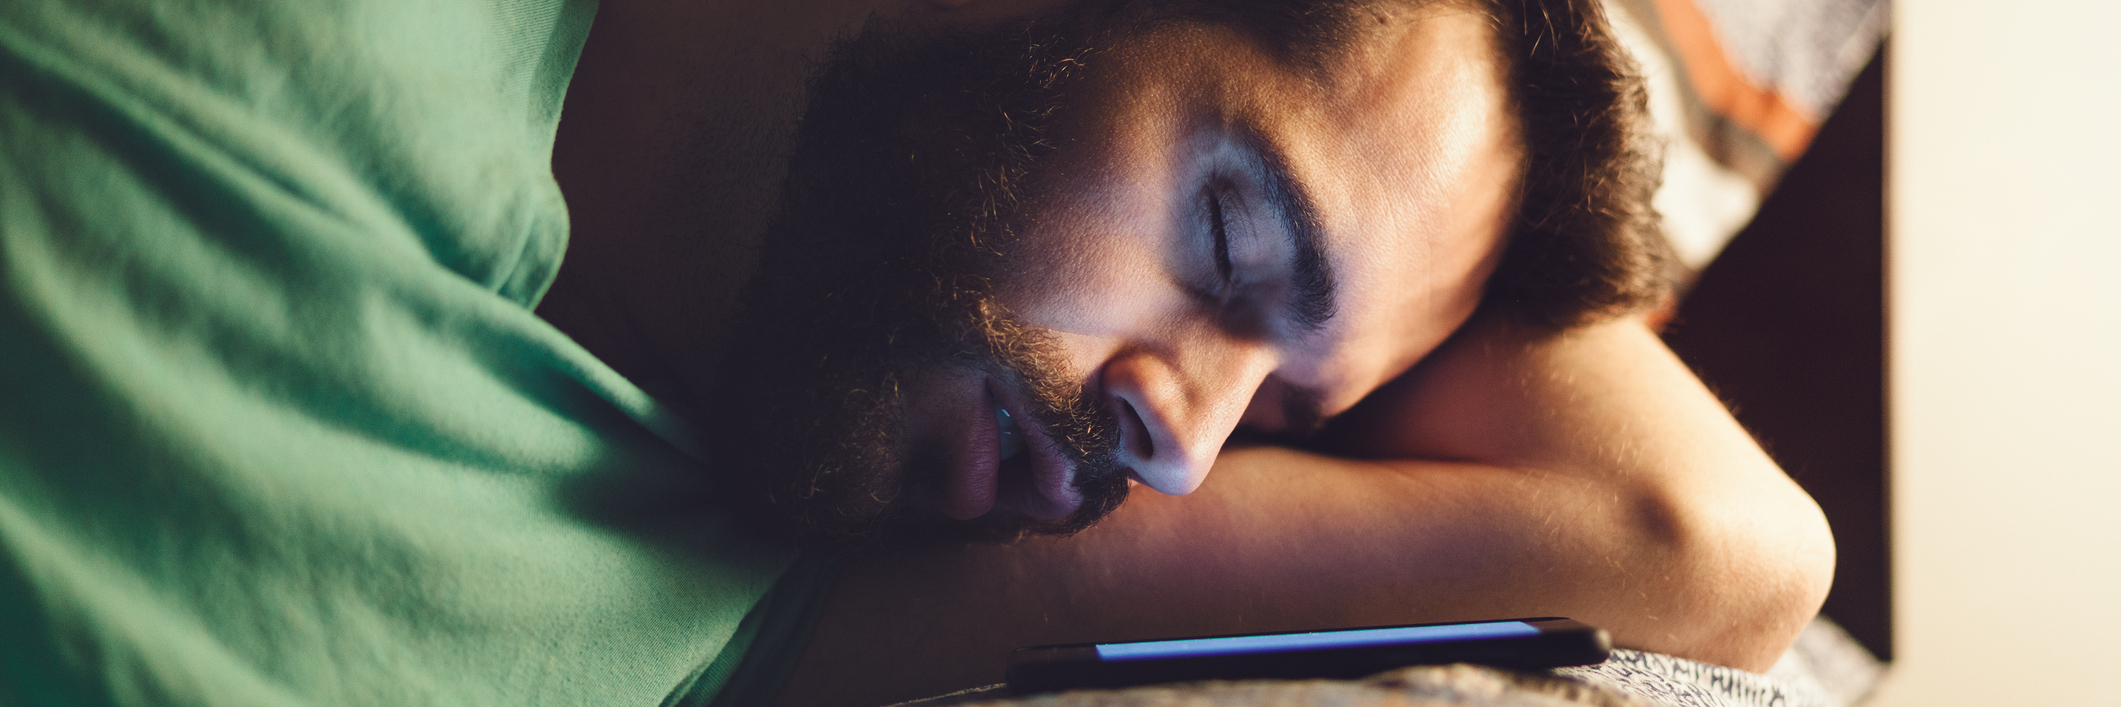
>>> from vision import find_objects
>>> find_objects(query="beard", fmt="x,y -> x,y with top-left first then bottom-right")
704,8 -> 1134,550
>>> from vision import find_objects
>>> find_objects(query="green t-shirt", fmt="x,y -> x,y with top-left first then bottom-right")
0,0 -> 822,705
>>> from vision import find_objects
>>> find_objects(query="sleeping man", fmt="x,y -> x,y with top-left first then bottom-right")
0,0 -> 1832,705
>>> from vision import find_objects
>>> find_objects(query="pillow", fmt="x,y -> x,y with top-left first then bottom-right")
1601,0 -> 1888,271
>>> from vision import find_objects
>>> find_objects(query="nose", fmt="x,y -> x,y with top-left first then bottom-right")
1100,340 -> 1279,496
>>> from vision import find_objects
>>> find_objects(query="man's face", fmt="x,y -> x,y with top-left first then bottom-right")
718,3 -> 1521,545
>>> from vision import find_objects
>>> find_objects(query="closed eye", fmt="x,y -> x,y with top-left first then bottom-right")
1207,189 -> 1234,284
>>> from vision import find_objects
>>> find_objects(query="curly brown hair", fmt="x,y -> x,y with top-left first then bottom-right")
1477,0 -> 1675,327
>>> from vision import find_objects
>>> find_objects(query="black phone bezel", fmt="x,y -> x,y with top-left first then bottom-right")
1005,617 -> 1610,694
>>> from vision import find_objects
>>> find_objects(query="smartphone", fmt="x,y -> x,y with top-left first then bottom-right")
1006,617 -> 1610,693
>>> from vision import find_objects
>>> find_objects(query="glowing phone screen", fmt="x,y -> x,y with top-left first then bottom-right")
1093,621 -> 1540,662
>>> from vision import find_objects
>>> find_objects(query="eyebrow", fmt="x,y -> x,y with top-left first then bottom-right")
1237,127 -> 1339,334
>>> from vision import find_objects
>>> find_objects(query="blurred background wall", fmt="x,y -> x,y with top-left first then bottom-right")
1871,0 -> 2121,702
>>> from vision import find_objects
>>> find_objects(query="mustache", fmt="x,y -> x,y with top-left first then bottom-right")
962,300 -> 1132,536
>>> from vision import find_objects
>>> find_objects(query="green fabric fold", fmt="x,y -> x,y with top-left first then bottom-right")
0,0 -> 806,704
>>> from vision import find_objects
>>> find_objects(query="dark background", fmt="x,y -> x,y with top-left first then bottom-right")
1661,45 -> 1890,660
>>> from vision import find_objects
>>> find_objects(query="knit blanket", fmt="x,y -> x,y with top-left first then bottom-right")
895,618 -> 1882,707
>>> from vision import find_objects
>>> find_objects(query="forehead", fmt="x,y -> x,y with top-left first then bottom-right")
1026,7 -> 1522,407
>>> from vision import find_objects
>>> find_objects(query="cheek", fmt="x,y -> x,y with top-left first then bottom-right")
1000,93 -> 1210,340
1004,234 -> 1167,337
994,210 -> 1203,400
1000,181 -> 1191,341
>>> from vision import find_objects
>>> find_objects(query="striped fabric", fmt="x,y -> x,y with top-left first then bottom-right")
1602,0 -> 1888,270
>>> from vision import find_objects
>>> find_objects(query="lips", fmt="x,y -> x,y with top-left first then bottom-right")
939,380 -> 1084,521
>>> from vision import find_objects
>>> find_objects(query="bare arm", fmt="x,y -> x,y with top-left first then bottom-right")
773,314 -> 1835,706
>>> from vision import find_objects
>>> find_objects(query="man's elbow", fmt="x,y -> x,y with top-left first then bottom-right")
1736,486 -> 1838,672
1650,471 -> 1837,672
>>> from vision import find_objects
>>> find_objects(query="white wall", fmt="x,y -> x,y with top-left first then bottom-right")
1872,0 -> 2121,703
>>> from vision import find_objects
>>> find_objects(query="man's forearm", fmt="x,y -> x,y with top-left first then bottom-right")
777,316 -> 1835,706
1315,312 -> 1836,667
